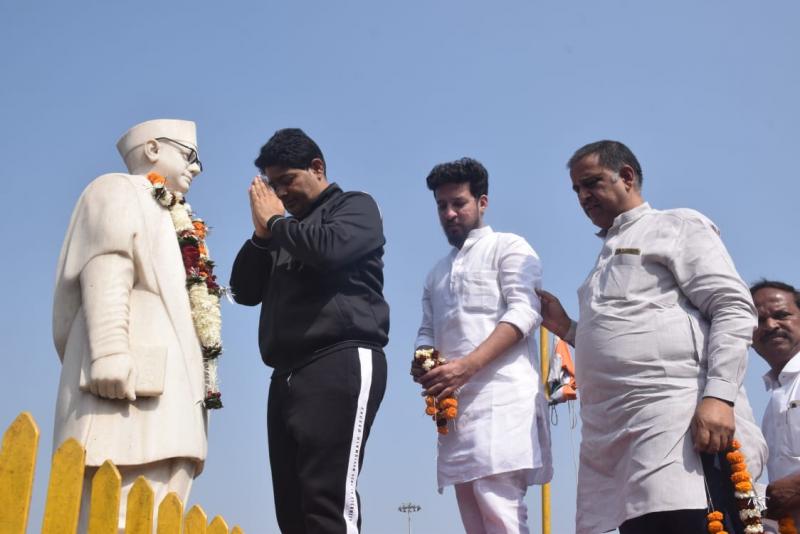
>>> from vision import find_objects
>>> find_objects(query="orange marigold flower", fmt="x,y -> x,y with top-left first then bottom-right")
730,462 -> 747,473
193,221 -> 207,238
440,398 -> 457,409
707,511 -> 723,521
425,396 -> 436,406
730,471 -> 751,484
707,520 -> 724,533
437,426 -> 449,435
734,481 -> 753,492
425,406 -> 437,416
146,172 -> 166,186
779,517 -> 797,527
726,451 -> 744,464
443,407 -> 457,419
730,439 -> 741,450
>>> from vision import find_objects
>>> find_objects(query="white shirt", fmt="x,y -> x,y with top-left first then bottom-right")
415,226 -> 552,490
762,351 -> 800,483
574,203 -> 766,533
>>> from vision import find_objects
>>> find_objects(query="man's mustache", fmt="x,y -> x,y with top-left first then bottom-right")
762,330 -> 789,342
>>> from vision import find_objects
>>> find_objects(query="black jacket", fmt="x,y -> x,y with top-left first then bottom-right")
230,184 -> 390,374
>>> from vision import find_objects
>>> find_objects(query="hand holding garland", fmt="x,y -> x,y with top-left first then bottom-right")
414,348 -> 458,434
418,322 -> 523,401
692,397 -> 735,454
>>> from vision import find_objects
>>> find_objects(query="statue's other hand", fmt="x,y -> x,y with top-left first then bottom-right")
89,354 -> 137,401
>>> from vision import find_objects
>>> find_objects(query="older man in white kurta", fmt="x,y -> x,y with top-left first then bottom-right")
414,158 -> 552,534
53,119 -> 208,531
571,202 -> 765,532
538,141 -> 765,534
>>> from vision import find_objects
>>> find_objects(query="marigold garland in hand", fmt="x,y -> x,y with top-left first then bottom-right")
415,347 -> 458,434
714,439 -> 764,534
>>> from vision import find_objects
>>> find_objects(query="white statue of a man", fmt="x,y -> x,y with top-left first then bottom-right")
52,119 -> 219,531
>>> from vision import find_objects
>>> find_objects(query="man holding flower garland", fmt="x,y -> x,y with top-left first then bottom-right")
53,119 -> 211,531
538,140 -> 766,534
412,157 -> 552,534
230,128 -> 388,534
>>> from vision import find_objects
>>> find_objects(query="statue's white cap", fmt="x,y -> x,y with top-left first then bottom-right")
116,119 -> 197,159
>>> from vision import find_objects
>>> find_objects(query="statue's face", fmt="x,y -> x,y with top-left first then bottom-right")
150,138 -> 202,194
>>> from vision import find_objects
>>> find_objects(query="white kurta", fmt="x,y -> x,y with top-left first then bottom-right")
574,203 -> 766,533
762,351 -> 800,487
53,173 -> 207,468
416,226 -> 552,491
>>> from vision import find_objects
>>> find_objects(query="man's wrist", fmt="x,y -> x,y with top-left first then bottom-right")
250,232 -> 272,249
266,215 -> 285,232
562,319 -> 577,346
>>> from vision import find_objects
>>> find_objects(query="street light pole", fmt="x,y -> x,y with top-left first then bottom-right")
397,502 -> 421,534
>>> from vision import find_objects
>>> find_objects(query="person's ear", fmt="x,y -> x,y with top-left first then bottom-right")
618,165 -> 637,191
309,158 -> 326,179
143,139 -> 160,164
478,194 -> 488,213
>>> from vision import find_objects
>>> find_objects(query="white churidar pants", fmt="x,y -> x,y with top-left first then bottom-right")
454,470 -> 530,534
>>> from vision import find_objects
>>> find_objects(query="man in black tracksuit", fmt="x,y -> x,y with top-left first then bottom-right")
229,128 -> 389,534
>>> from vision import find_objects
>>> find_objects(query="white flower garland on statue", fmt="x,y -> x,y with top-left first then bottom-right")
146,172 -> 224,409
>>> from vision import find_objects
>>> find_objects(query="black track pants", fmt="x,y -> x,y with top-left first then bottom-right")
267,347 -> 387,534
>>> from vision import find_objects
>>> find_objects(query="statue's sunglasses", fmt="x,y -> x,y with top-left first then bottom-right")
155,137 -> 203,172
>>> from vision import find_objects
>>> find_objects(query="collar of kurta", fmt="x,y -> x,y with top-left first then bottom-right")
596,201 -> 652,238
454,225 -> 493,254
763,350 -> 800,390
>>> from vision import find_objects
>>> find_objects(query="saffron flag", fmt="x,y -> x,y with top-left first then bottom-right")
547,336 -> 577,405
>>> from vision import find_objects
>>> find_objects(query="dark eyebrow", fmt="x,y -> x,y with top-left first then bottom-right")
573,175 -> 601,191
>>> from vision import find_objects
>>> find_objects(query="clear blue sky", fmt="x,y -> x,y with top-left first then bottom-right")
1,2 -> 798,532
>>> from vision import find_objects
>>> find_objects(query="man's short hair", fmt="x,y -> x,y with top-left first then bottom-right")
426,157 -> 489,199
750,279 -> 800,309
567,140 -> 644,188
255,128 -> 326,173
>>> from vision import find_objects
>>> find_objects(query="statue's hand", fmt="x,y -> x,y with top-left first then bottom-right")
88,353 -> 137,401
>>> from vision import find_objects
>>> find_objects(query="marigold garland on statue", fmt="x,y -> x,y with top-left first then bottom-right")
147,172 -> 224,409
415,347 -> 458,434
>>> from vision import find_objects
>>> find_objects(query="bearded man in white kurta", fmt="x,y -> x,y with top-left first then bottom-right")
538,140 -> 766,534
413,158 -> 552,534
52,120 -> 211,531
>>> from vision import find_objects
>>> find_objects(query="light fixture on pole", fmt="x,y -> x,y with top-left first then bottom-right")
397,502 -> 421,534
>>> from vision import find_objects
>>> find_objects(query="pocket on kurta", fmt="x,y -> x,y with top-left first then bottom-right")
460,271 -> 501,312
787,401 -> 800,455
597,254 -> 643,299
